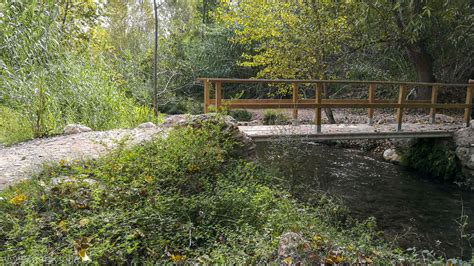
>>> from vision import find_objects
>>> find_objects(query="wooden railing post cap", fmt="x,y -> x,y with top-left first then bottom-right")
469,79 -> 474,84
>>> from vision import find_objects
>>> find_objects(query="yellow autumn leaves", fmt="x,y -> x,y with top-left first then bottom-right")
170,254 -> 185,262
74,237 -> 92,262
9,192 -> 27,205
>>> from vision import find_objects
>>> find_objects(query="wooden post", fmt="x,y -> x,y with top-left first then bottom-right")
292,83 -> 298,120
203,79 -> 209,113
464,80 -> 474,127
315,83 -> 322,133
215,81 -> 222,112
429,85 -> 438,123
368,84 -> 375,125
396,85 -> 407,131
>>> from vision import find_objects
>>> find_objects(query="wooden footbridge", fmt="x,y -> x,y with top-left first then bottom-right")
198,78 -> 474,141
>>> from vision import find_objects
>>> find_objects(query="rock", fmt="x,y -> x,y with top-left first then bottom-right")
162,114 -> 256,159
248,120 -> 260,126
453,126 -> 474,148
455,147 -> 470,163
278,232 -> 305,262
137,122 -> 155,129
63,124 -> 92,135
390,138 -> 416,150
383,148 -> 401,163
162,114 -> 189,127
453,127 -> 474,186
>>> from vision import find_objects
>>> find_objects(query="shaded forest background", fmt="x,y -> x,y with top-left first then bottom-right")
0,0 -> 473,144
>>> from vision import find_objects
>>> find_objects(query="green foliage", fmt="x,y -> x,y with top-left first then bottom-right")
217,0 -> 473,85
0,0 -> 156,144
229,109 -> 252,122
400,139 -> 461,181
354,0 -> 474,82
0,118 -> 407,264
263,110 -> 289,125
217,1 -> 355,81
0,106 -> 33,144
158,99 -> 203,115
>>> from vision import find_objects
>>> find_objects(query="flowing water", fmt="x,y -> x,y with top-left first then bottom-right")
256,141 -> 474,259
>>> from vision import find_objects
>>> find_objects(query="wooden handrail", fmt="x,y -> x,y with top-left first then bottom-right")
197,78 -> 469,87
198,78 -> 474,132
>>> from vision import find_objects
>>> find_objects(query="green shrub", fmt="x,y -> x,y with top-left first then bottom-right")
263,110 -> 288,125
0,117 -> 410,264
0,106 -> 33,144
158,100 -> 203,115
229,109 -> 253,121
158,101 -> 187,115
400,139 -> 461,181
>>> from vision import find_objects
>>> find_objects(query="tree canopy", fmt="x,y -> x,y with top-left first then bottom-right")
0,0 -> 472,143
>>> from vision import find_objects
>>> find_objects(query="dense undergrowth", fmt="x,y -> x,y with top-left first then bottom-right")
0,117 -> 422,264
400,139 -> 465,185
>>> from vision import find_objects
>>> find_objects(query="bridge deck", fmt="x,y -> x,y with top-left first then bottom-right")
239,123 -> 464,141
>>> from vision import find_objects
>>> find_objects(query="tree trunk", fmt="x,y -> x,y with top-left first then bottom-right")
405,43 -> 436,100
152,0 -> 159,117
323,83 -> 336,124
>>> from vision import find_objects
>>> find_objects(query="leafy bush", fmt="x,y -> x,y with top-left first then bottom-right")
0,117 -> 412,264
263,110 -> 289,125
158,101 -> 188,115
158,99 -> 203,115
400,139 -> 461,181
229,109 -> 253,121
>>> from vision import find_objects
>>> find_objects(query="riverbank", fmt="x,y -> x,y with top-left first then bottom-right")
0,115 -> 419,264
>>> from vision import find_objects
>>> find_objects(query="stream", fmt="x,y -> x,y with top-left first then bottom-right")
256,141 -> 474,259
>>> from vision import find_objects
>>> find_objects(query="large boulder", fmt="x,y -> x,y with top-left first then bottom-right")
137,122 -> 156,129
390,138 -> 416,150
63,124 -> 92,135
453,125 -> 474,187
383,148 -> 401,164
163,114 -> 256,159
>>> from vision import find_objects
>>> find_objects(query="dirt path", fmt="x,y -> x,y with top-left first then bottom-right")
0,127 -> 164,190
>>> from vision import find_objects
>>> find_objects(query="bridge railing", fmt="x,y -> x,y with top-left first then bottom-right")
197,78 -> 474,132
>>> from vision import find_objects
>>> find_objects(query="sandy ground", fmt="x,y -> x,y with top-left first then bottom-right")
246,109 -> 463,125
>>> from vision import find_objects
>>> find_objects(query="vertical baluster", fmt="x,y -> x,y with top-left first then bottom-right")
368,84 -> 375,125
204,79 -> 209,113
215,81 -> 222,112
464,80 -> 474,127
396,85 -> 407,131
315,83 -> 322,133
429,85 -> 438,123
292,83 -> 298,120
